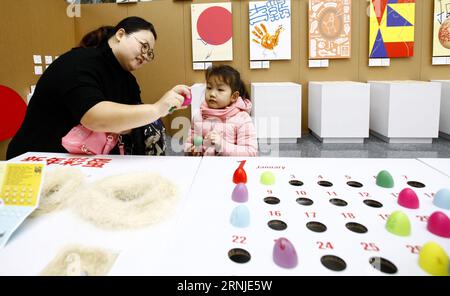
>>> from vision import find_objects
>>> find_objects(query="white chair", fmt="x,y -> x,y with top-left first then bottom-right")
190,83 -> 206,121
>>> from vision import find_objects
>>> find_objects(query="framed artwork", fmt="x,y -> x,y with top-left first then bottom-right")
433,0 -> 450,57
309,0 -> 351,59
191,3 -> 233,62
249,0 -> 291,61
369,0 -> 415,58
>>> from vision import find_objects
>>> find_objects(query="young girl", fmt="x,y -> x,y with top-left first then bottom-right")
185,65 -> 258,156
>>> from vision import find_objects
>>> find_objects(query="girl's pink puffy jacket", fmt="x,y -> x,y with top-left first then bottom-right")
185,97 -> 258,156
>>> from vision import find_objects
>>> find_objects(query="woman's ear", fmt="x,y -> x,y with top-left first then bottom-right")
231,91 -> 240,103
115,28 -> 126,42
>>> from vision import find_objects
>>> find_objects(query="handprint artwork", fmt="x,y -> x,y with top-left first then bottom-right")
249,1 -> 291,61
252,24 -> 284,51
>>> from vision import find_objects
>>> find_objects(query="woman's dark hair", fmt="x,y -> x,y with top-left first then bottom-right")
79,16 -> 157,48
205,65 -> 249,100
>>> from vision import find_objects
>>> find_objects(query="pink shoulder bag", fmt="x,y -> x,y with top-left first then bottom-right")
61,124 -> 124,155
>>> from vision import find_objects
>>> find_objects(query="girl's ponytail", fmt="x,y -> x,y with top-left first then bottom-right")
238,79 -> 250,101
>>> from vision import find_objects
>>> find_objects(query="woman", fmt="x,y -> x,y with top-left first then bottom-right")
7,16 -> 189,159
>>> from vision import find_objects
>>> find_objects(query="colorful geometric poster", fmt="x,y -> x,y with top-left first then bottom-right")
249,0 -> 291,61
433,0 -> 450,57
191,3 -> 233,62
309,0 -> 351,59
369,0 -> 415,58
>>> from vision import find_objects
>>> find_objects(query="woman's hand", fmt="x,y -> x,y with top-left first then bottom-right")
172,85 -> 191,100
156,85 -> 191,117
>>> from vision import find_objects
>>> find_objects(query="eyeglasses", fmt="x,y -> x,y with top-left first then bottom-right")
132,35 -> 154,61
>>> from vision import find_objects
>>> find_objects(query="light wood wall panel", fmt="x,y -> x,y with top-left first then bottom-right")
0,0 -> 75,160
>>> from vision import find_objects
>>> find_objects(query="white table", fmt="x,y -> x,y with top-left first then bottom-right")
418,158 -> 450,177
0,152 -> 202,275
2,154 -> 449,275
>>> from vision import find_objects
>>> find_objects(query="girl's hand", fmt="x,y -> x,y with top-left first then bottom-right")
205,131 -> 223,151
188,145 -> 203,156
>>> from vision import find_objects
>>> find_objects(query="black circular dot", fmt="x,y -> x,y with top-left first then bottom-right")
407,181 -> 425,188
264,196 -> 280,205
289,180 -> 304,186
296,197 -> 313,206
345,222 -> 368,234
346,181 -> 363,188
318,180 -> 333,187
306,221 -> 327,233
268,220 -> 287,231
228,248 -> 251,264
329,198 -> 348,207
369,257 -> 398,274
363,199 -> 383,208
321,255 -> 347,271
0,231 -> 4,238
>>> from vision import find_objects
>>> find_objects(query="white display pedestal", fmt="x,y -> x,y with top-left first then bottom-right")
308,81 -> 370,143
368,81 -> 441,143
431,80 -> 450,140
251,82 -> 302,143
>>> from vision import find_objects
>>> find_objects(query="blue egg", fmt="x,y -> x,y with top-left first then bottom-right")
230,205 -> 250,228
